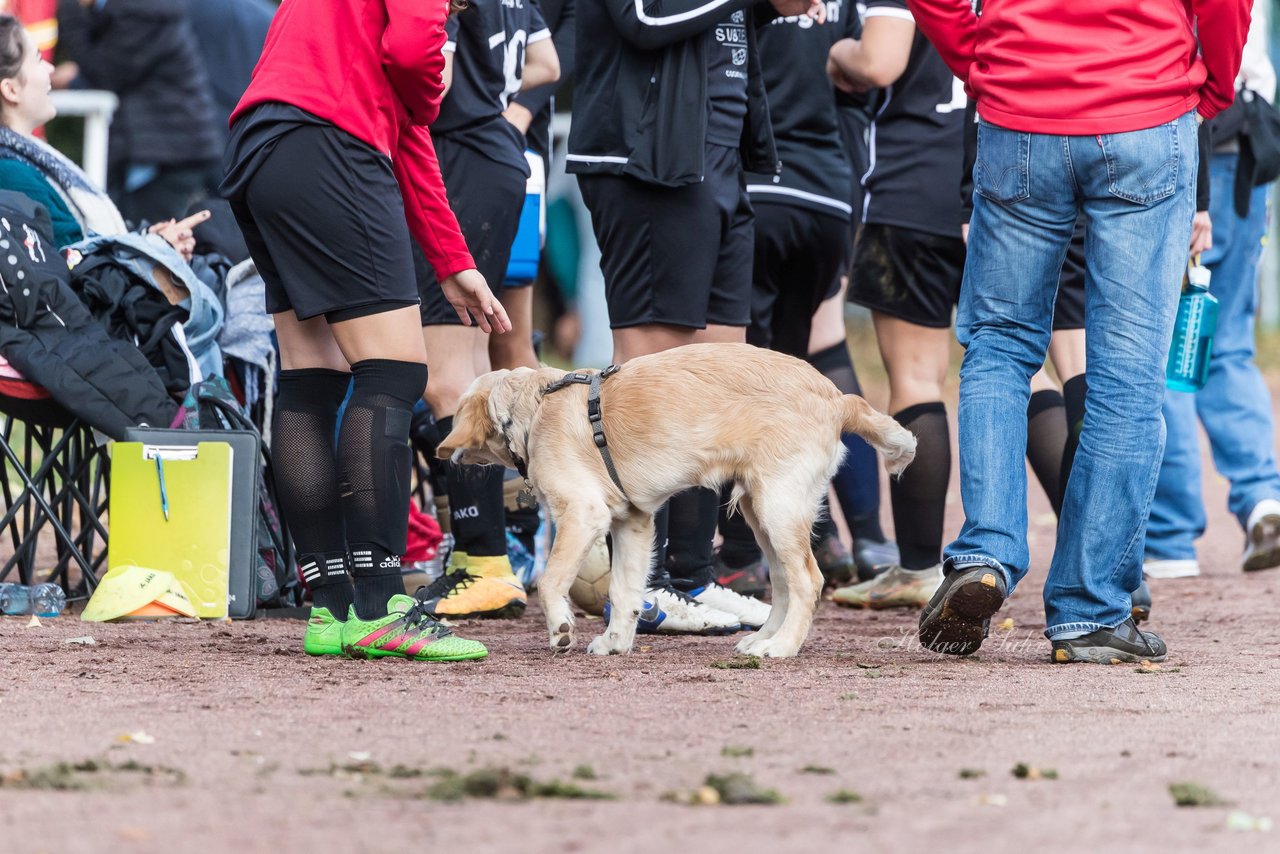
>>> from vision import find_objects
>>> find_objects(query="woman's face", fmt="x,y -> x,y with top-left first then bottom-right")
2,30 -> 55,131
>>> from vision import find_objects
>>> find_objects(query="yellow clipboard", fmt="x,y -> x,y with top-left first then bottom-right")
108,442 -> 234,618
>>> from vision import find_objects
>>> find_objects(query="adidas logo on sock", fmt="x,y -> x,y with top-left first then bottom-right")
380,555 -> 402,570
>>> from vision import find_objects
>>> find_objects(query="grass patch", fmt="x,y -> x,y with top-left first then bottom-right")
424,767 -> 615,802
1169,782 -> 1228,807
0,759 -> 185,790
826,789 -> 863,804
800,765 -> 836,775
721,745 -> 754,758
704,772 -> 783,805
710,657 -> 760,670
1011,763 -> 1058,780
958,768 -> 986,780
572,764 -> 598,780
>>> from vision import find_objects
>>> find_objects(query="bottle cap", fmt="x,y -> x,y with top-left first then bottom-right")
1188,264 -> 1211,289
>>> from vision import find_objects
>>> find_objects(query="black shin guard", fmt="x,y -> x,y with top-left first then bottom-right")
338,359 -> 427,619
273,368 -> 354,614
1061,374 -> 1087,508
1027,389 -> 1067,517
889,402 -> 950,570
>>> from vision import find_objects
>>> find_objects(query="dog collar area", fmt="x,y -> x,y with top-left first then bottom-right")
540,365 -> 627,498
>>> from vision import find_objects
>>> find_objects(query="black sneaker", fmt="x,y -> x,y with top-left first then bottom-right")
1051,617 -> 1167,664
713,551 -> 769,599
814,534 -> 856,586
851,538 -> 898,582
1130,579 -> 1152,624
918,564 -> 1008,656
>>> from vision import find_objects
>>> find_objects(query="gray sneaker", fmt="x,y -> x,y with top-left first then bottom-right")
917,564 -> 1007,656
1242,499 -> 1280,573
1051,617 -> 1167,664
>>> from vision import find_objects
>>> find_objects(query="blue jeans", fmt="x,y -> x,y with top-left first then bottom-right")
945,114 -> 1197,639
1146,153 -> 1280,559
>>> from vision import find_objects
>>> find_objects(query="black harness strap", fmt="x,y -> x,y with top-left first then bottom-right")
542,364 -> 626,497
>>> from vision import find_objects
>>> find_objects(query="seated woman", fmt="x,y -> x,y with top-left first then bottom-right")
0,16 -> 205,258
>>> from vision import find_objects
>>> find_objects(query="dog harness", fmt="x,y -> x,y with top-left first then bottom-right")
540,364 -> 627,498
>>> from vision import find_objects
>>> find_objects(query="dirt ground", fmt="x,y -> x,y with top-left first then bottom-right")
3,371 -> 1280,854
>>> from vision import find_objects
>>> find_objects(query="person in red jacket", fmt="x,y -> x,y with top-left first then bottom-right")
906,0 -> 1251,665
220,0 -> 510,661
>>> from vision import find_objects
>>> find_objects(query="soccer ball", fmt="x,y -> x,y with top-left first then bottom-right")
568,538 -> 611,616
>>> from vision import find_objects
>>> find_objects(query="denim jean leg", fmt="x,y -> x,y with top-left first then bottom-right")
945,125 -> 1075,592
1195,156 -> 1280,527
1045,114 -> 1197,637
1145,390 -> 1204,560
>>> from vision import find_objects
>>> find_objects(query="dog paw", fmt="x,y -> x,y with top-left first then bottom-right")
548,625 -> 575,653
735,632 -> 763,656
587,634 -> 630,656
738,637 -> 801,659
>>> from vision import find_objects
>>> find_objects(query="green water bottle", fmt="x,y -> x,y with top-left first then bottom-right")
1166,262 -> 1218,392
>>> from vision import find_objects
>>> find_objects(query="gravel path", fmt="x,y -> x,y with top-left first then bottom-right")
2,391 -> 1277,853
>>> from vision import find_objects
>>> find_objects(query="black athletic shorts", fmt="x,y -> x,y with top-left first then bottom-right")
1053,218 -> 1086,331
577,144 -> 753,329
848,223 -> 966,329
418,136 -> 527,326
225,116 -> 418,322
749,203 -> 848,357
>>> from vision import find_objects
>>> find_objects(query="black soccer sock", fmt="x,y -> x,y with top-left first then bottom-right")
718,484 -> 762,569
810,495 -> 839,549
439,413 -> 507,558
1027,389 -> 1067,517
298,550 -> 354,618
889,402 -> 950,570
1060,374 -> 1087,507
272,368 -> 354,618
648,504 -> 671,589
421,415 -> 452,535
337,359 -> 427,620
665,486 -> 720,591
810,342 -> 886,543
503,474 -> 540,558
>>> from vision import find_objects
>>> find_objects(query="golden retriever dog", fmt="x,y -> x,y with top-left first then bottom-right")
437,343 -> 915,658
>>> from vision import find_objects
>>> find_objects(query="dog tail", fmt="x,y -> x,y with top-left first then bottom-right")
840,395 -> 917,477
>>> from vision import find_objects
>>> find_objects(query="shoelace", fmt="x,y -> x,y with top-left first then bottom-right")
417,568 -> 478,601
401,598 -> 453,638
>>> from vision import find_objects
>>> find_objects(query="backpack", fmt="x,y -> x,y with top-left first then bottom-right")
171,375 -> 300,610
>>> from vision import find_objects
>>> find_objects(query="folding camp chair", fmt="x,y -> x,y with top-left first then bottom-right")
0,355 -> 109,598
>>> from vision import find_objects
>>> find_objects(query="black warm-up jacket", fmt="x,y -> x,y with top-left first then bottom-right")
567,0 -> 779,188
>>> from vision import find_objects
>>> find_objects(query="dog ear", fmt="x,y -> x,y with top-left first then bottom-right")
436,388 -> 495,460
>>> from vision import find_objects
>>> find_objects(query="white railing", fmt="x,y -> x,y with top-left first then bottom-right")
49,89 -> 118,191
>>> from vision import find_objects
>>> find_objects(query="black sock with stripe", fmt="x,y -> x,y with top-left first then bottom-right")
299,550 -> 353,619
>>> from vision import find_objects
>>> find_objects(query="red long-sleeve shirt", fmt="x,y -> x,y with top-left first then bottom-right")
232,0 -> 474,280
905,0 -> 1253,135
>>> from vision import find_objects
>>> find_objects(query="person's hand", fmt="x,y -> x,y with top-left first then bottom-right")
961,222 -> 969,246
771,0 -> 826,23
827,43 -> 870,93
51,62 -> 80,90
148,209 -> 210,263
503,102 -> 534,135
440,268 -> 512,333
1189,210 -> 1212,256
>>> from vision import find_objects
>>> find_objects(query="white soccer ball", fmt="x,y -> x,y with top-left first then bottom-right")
568,538 -> 611,616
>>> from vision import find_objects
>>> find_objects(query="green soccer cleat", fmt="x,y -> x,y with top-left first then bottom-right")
303,606 -> 347,657
342,594 -> 489,661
